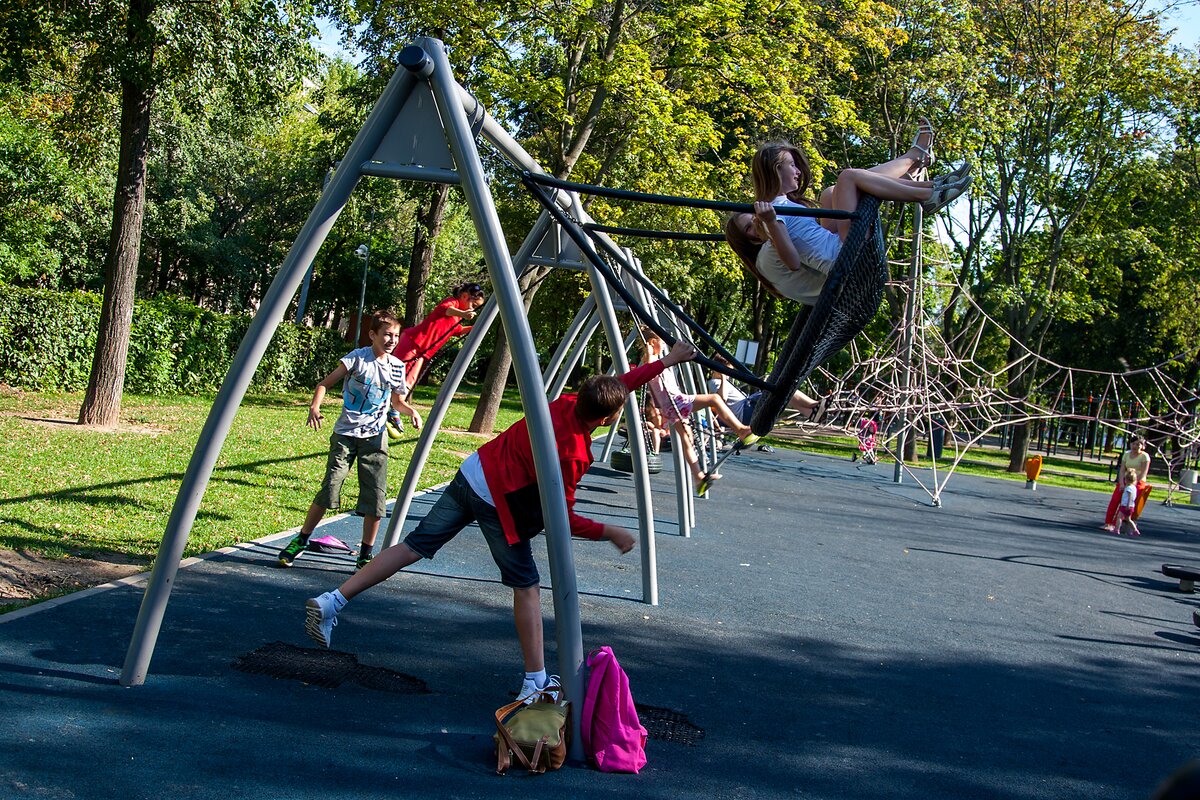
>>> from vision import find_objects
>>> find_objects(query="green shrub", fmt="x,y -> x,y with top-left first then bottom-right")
0,284 -> 349,394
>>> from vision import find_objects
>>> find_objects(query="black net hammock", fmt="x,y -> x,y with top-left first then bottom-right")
748,193 -> 887,437
519,173 -> 888,439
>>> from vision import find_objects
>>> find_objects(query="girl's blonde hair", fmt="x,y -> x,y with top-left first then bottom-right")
1123,467 -> 1138,484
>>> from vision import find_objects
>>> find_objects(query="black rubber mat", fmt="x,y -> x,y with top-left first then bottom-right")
232,641 -> 430,694
636,704 -> 705,746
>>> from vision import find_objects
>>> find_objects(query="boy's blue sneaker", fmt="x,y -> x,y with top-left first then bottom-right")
277,535 -> 307,567
305,592 -> 339,648
386,411 -> 404,442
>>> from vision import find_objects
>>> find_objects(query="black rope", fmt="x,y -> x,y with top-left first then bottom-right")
525,171 -> 857,220
583,228 -> 759,384
582,223 -> 726,242
522,175 -> 772,392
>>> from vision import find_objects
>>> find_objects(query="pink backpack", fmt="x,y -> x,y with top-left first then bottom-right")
581,646 -> 648,773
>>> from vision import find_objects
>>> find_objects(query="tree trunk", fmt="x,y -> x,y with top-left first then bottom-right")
470,325 -> 513,433
1007,422 -> 1030,472
468,266 -> 547,433
404,184 -> 450,327
79,2 -> 154,428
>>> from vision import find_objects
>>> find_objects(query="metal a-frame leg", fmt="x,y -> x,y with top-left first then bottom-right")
120,67 -> 422,687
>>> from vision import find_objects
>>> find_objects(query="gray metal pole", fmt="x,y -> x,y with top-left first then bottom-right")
629,265 -> 693,535
355,243 -> 370,339
574,205 -> 659,606
455,69 -> 666,592
542,295 -> 596,389
121,67 -> 420,687
419,38 -> 586,759
893,206 -> 923,485
548,314 -> 602,400
384,213 -> 554,547
296,164 -> 337,324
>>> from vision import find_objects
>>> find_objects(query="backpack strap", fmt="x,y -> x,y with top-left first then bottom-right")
493,693 -> 558,775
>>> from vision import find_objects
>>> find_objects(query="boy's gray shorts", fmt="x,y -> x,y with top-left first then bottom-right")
314,430 -> 388,518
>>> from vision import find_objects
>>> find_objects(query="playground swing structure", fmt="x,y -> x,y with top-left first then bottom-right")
119,38 -> 896,764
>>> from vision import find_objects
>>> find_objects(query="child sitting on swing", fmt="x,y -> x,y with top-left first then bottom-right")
639,327 -> 755,484
724,121 -> 972,304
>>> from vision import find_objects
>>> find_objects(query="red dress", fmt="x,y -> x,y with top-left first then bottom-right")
392,297 -> 473,384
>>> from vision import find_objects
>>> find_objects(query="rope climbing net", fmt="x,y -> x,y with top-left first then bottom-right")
799,228 -> 1200,506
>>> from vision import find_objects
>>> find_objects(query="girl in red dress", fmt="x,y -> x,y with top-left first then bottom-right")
392,282 -> 486,394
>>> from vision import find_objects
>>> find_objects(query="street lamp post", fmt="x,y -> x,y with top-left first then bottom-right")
354,242 -> 370,343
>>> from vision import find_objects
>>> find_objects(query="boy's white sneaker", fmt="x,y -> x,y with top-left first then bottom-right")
516,673 -> 562,705
305,592 -> 339,648
516,676 -> 541,705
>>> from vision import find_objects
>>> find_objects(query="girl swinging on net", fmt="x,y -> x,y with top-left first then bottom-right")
724,119 -> 972,304
639,327 -> 755,485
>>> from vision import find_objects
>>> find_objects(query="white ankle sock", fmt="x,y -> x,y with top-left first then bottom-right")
329,589 -> 348,610
525,669 -> 547,689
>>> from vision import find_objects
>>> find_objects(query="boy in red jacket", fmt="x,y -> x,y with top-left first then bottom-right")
304,339 -> 698,701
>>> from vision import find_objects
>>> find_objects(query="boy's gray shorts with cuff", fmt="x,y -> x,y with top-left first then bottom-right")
403,471 -> 540,589
314,430 -> 389,518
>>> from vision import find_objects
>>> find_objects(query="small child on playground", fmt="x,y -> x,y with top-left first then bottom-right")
277,310 -> 422,571
851,416 -> 879,464
391,282 -> 486,403
303,339 -> 700,703
639,328 -> 755,484
1111,467 -> 1142,536
1103,434 -> 1151,531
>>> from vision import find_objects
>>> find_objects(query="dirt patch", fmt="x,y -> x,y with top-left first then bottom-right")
0,549 -> 146,608
17,416 -> 168,436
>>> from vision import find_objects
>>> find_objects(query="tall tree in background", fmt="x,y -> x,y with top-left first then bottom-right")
2,0 -> 319,426
963,0 -> 1174,470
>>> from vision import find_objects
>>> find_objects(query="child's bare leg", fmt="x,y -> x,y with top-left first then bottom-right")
818,186 -> 838,233
691,394 -> 752,440
360,514 -> 381,548
786,392 -> 819,413
675,421 -> 708,482
512,585 -> 545,672
870,121 -> 934,179
338,541 -> 422,599
870,152 -> 924,179
833,168 -> 933,238
301,503 -> 326,535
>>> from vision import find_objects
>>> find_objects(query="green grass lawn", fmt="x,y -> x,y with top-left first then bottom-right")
0,385 -> 524,566
3,383 -> 1184,576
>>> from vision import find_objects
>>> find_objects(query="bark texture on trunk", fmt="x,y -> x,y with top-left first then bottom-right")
79,2 -> 154,427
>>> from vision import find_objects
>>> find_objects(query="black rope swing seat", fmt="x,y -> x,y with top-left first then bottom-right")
520,172 -> 888,440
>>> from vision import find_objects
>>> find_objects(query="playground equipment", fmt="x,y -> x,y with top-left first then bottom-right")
124,38 -> 881,758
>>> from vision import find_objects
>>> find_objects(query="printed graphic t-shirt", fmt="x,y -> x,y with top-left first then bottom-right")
333,346 -> 408,438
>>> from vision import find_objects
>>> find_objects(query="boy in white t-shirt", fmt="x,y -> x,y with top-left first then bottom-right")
277,310 -> 422,571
